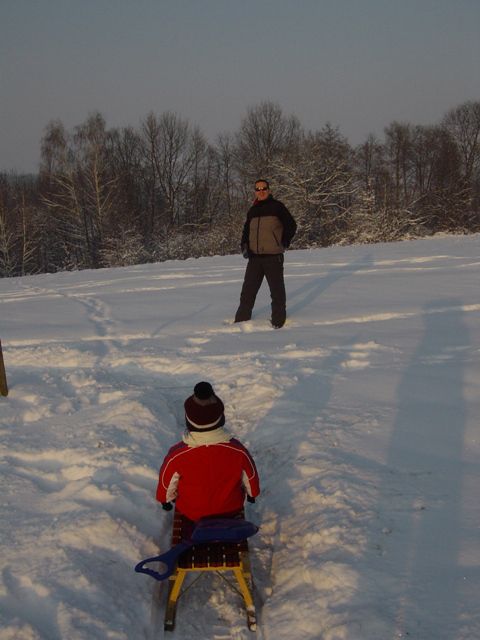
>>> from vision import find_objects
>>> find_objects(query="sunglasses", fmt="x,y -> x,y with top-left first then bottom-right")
255,186 -> 269,192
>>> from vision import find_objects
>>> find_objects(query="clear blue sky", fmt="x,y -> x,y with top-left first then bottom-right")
1,0 -> 479,173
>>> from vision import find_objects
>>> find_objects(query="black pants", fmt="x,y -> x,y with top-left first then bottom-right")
234,254 -> 286,326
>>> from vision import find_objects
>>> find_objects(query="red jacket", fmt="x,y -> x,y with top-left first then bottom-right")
156,438 -> 260,521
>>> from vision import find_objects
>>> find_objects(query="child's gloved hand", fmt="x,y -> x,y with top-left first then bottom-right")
162,502 -> 173,511
246,496 -> 256,504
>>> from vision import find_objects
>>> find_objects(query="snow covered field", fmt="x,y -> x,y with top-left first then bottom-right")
1,234 -> 479,640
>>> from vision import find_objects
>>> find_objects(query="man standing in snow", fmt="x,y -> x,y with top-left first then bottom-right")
156,382 -> 260,522
234,179 -> 296,329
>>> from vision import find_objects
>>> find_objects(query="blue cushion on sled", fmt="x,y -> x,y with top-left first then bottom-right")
192,518 -> 258,543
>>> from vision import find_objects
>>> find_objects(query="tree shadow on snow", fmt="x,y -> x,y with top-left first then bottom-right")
359,300 -> 471,639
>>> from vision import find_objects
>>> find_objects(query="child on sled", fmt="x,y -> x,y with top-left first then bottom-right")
156,381 -> 260,521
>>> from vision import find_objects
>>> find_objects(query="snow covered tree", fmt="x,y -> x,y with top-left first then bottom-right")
272,125 -> 356,246
40,114 -> 118,269
100,226 -> 146,267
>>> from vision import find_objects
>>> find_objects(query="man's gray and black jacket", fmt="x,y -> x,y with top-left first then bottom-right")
241,195 -> 297,256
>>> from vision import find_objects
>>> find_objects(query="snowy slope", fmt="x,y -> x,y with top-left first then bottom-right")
0,235 -> 479,640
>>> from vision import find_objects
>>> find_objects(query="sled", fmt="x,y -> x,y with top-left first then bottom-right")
0,340 -> 8,397
136,509 -> 258,632
164,509 -> 257,631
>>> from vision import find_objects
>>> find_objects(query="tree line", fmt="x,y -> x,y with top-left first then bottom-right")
0,100 -> 479,277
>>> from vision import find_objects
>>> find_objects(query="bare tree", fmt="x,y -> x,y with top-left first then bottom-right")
384,122 -> 415,209
443,101 -> 480,180
141,111 -> 201,228
215,133 -> 237,216
73,113 -> 118,265
16,191 -> 38,275
40,119 -> 70,178
355,134 -> 384,190
235,101 -> 302,184
184,127 -> 209,224
0,207 -> 15,277
107,126 -> 144,231
140,113 -> 165,238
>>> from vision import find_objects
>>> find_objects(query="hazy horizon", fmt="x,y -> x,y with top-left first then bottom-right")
2,0 -> 479,174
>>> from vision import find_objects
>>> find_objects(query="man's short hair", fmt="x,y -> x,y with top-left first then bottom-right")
255,179 -> 270,189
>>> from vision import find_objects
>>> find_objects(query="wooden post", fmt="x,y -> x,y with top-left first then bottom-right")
0,339 -> 8,396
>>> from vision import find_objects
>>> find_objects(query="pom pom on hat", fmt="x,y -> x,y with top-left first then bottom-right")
194,381 -> 214,400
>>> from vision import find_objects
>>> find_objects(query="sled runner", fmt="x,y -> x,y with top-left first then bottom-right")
135,509 -> 258,632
